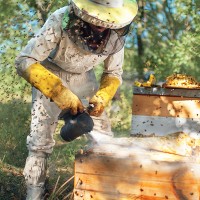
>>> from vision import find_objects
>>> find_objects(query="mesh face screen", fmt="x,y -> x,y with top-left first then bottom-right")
64,10 -> 128,55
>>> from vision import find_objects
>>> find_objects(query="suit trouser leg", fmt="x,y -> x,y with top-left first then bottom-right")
24,88 -> 61,200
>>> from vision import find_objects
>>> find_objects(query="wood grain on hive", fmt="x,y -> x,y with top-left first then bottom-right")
74,136 -> 200,200
131,87 -> 200,137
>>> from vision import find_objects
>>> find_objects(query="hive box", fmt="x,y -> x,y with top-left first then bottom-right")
131,86 -> 200,138
74,137 -> 200,200
73,86 -> 200,200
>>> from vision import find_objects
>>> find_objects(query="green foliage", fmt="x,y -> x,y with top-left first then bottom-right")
132,0 -> 200,81
107,82 -> 133,135
123,48 -> 138,80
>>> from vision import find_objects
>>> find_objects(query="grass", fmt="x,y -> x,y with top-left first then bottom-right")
0,100 -> 89,199
0,161 -> 26,200
0,100 -> 31,168
46,175 -> 75,200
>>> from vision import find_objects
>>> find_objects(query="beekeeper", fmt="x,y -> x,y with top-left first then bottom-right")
15,0 -> 138,199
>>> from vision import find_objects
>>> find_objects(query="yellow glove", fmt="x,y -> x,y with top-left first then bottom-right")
23,63 -> 84,115
89,76 -> 120,117
134,74 -> 156,87
142,74 -> 156,86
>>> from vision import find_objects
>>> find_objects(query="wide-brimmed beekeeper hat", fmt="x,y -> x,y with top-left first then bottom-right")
71,0 -> 138,29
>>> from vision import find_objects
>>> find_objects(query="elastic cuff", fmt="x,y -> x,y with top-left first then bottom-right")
28,151 -> 49,158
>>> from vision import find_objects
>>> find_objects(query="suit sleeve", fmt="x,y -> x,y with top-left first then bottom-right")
103,47 -> 124,84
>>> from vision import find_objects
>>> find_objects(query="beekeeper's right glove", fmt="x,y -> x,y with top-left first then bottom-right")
22,62 -> 84,115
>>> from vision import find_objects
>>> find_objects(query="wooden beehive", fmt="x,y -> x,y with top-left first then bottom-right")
73,86 -> 200,200
74,135 -> 200,200
131,86 -> 200,137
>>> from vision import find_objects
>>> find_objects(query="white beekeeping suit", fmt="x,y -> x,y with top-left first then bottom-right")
15,0 -> 138,199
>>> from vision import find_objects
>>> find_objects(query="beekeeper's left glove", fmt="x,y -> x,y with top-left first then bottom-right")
89,76 -> 120,117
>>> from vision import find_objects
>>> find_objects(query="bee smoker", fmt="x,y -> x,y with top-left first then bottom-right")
59,109 -> 94,142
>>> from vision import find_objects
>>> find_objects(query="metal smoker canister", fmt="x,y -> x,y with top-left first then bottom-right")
59,99 -> 94,142
60,111 -> 94,142
131,86 -> 200,138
